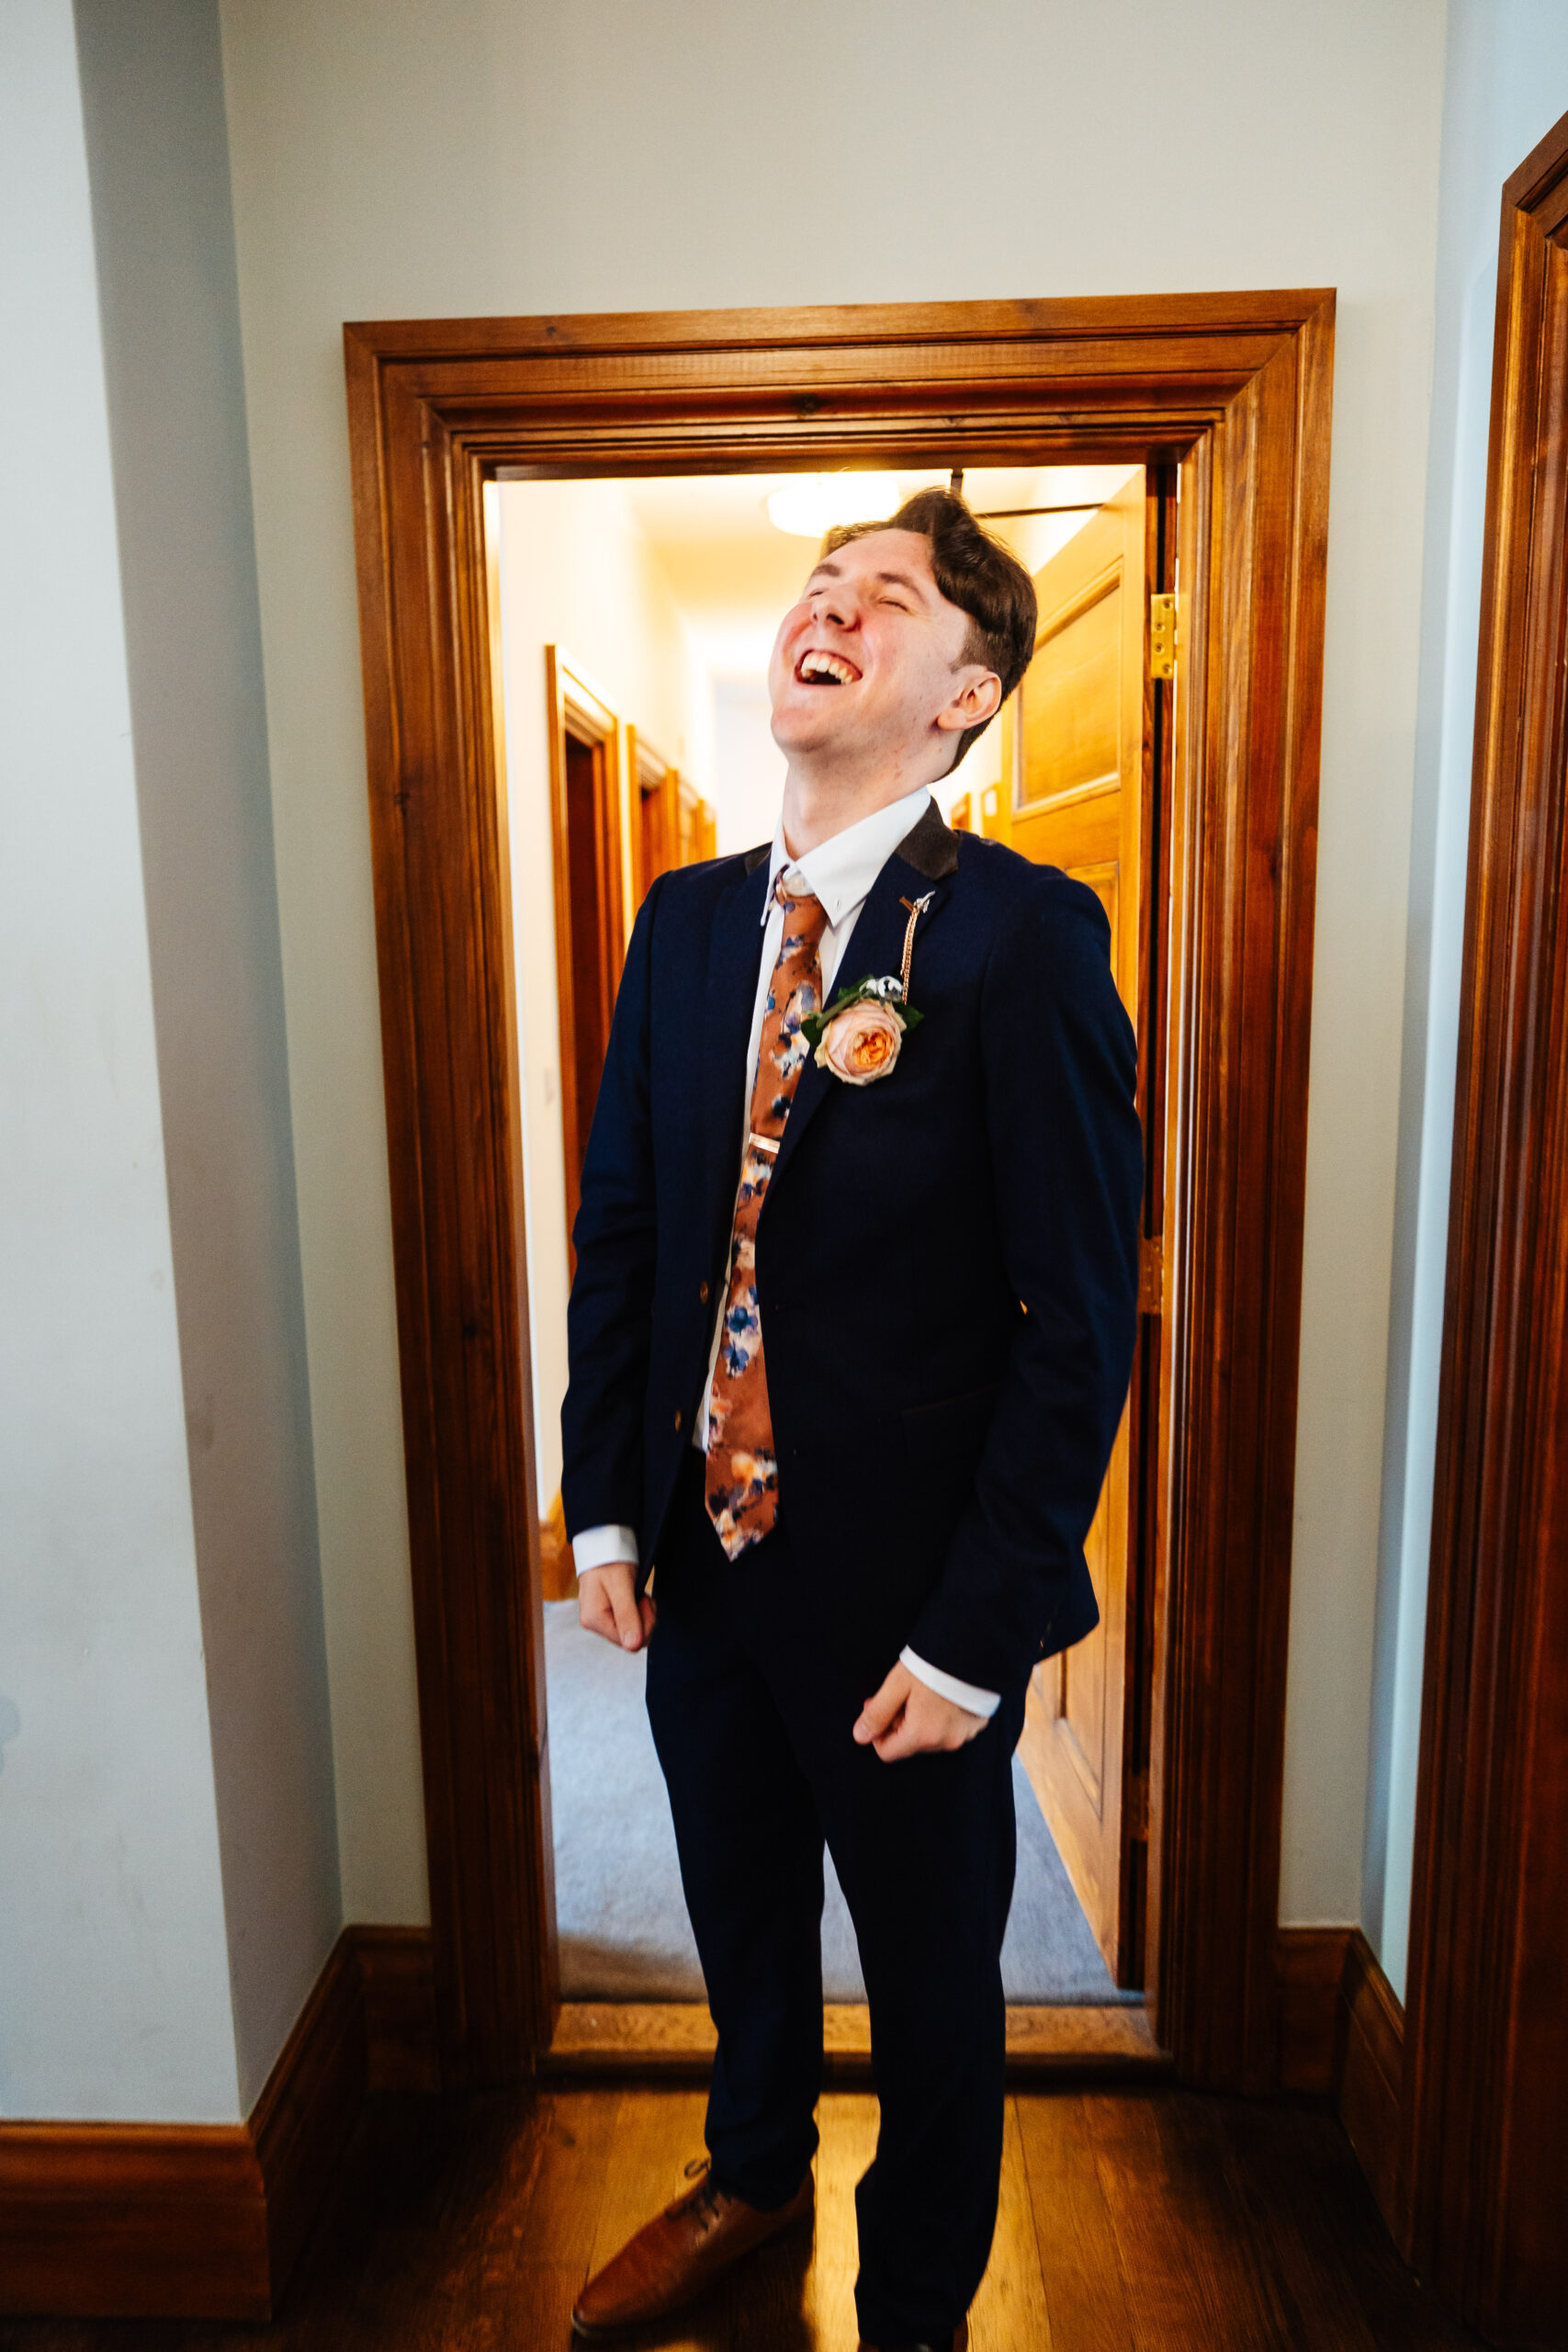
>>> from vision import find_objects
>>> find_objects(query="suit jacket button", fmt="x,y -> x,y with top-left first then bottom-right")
698,1280 -> 710,1305
673,1408 -> 683,1432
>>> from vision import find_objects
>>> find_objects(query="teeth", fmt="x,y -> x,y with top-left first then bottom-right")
800,650 -> 858,683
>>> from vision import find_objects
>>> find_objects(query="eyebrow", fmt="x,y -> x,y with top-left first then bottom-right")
805,560 -> 931,601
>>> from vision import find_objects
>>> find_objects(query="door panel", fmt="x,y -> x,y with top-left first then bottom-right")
546,646 -> 625,1274
1020,575 -> 1121,805
989,473 -> 1145,1980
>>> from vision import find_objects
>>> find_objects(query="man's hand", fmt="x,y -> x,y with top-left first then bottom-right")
852,1661 -> 987,1761
578,1560 -> 656,1652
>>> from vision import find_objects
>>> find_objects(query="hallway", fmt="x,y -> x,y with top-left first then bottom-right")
0,2085 -> 1479,2351
544,1601 -> 1136,2005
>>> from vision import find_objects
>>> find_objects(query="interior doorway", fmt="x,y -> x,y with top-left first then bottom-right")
343,292 -> 1335,2093
502,463 -> 1159,2029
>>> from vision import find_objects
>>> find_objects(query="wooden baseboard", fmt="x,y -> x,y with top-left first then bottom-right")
0,1923 -> 440,2320
1337,1928 -> 1404,2231
0,2123 -> 268,2320
544,1999 -> 1168,2086
1276,1926 -> 1404,2236
1276,1926 -> 1354,2093
355,1923 -> 440,2091
250,1929 -> 367,2307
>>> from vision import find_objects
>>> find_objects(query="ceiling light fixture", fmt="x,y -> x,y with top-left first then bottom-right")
765,472 -> 905,537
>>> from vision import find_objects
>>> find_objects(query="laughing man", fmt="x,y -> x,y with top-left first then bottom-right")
559,489 -> 1142,2351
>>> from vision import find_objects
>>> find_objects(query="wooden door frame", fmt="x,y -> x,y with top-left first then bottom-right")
343,291 -> 1336,2092
544,644 -> 624,1262
1399,108 -> 1568,2345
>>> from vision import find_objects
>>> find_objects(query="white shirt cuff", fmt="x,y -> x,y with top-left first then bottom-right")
899,1645 -> 1000,1718
571,1523 -> 640,1575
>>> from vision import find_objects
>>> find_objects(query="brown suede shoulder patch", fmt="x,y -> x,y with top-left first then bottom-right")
896,798 -> 962,879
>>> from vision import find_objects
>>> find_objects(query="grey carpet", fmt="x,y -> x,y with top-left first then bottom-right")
544,1600 -> 1135,2004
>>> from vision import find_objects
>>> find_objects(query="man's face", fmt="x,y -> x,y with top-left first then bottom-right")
767,528 -> 997,776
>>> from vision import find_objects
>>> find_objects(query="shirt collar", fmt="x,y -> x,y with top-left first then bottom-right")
763,785 -> 934,928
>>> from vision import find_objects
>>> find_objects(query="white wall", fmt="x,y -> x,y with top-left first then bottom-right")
1361,3 -> 1568,2002
73,0 -> 342,2107
0,0 -> 240,2121
499,479 -> 708,1510
712,681 -> 784,856
218,0 -> 1450,1929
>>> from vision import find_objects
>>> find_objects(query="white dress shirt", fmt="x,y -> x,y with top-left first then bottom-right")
572,784 -> 1000,1719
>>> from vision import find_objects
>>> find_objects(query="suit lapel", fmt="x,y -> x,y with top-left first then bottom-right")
702,854 -> 771,1265
768,841 -> 957,1193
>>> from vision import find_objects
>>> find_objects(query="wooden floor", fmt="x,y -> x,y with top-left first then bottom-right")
0,2085 -> 1483,2351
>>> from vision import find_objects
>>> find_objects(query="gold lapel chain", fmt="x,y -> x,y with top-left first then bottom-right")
897,892 -> 935,998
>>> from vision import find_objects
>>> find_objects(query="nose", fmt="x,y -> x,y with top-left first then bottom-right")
808,577 -> 857,631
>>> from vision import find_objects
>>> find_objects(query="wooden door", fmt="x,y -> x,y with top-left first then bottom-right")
674,775 -> 716,867
627,725 -> 676,904
547,648 -> 625,1268
988,474 -> 1145,1979
628,732 -> 717,907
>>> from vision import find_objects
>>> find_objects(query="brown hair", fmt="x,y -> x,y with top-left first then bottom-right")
821,487 -> 1037,773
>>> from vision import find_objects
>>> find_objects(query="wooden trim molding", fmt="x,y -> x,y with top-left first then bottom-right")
0,1926 -> 439,2320
545,2001 -> 1168,2086
248,1924 -> 367,2309
356,1923 -> 440,2093
1338,1930 -> 1404,2233
1400,104 -> 1568,2348
1275,1926 -> 1353,2095
342,290 -> 1337,2095
0,2122 -> 268,2321
1275,1928 -> 1404,2239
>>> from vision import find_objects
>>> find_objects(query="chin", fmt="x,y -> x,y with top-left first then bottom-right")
770,697 -> 841,756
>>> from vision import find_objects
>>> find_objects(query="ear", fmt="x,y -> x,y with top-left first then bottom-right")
934,666 -> 1003,736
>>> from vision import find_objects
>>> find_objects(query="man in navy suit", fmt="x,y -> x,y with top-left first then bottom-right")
562,491 -> 1142,2351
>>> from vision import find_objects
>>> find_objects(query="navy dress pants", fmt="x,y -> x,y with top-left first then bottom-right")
643,1452 -> 1029,2347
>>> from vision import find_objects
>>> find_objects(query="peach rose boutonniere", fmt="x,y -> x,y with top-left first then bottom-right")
802,973 -> 923,1088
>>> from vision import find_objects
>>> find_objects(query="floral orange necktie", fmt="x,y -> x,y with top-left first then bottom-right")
704,876 -> 829,1558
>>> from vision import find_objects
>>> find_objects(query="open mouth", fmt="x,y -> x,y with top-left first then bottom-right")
795,649 -> 862,686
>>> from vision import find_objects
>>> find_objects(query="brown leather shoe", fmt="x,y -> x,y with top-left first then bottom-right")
571,2158 -> 814,2338
858,2323 -> 968,2352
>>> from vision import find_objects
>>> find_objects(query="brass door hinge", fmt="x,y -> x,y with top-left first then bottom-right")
1150,592 -> 1178,681
1139,1237 -> 1165,1315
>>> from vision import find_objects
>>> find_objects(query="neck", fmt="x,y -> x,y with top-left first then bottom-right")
779,753 -> 935,858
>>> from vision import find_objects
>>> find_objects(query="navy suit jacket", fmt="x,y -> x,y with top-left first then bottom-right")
559,798 -> 1143,1712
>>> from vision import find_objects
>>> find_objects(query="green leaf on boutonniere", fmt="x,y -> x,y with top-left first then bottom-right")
800,974 -> 922,1048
